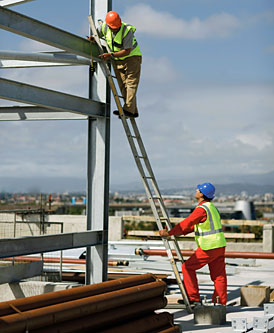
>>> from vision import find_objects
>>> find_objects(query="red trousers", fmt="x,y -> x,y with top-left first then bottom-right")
181,246 -> 227,305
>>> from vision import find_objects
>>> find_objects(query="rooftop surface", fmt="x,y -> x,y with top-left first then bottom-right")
160,259 -> 274,332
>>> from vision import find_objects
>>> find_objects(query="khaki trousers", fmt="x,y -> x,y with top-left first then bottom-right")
113,55 -> 142,115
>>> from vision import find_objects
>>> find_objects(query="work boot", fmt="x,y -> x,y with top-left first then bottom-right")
113,110 -> 138,118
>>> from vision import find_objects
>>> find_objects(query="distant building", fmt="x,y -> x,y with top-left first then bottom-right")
167,200 -> 256,220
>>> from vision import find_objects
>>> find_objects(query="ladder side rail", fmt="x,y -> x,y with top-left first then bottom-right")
130,119 -> 184,260
164,240 -> 192,309
88,15 -> 192,313
130,120 -> 172,222
88,16 -> 164,219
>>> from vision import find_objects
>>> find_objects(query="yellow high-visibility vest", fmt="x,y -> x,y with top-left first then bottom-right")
102,22 -> 142,60
194,202 -> 226,250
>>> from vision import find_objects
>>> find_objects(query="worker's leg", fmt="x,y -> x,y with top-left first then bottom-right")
123,56 -> 142,114
113,61 -> 127,103
182,247 -> 211,301
208,248 -> 227,305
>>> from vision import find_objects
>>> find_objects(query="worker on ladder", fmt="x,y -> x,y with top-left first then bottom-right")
159,182 -> 227,306
92,11 -> 142,118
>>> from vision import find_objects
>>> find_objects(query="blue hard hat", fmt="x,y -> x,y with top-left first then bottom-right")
197,182 -> 215,199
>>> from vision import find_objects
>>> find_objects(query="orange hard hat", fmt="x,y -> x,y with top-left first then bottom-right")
105,11 -> 121,29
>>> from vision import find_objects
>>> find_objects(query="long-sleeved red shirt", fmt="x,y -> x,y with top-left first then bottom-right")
168,200 -> 208,236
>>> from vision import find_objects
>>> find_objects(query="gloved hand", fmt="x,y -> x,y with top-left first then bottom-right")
87,35 -> 95,42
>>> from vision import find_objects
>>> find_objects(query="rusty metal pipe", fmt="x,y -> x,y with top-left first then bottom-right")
102,312 -> 173,333
135,248 -> 274,259
2,256 -> 129,266
32,297 -> 167,333
0,281 -> 166,332
60,271 -> 168,284
108,260 -> 129,266
0,273 -> 156,317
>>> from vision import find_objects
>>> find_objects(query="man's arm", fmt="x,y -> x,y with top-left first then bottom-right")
159,207 -> 207,237
99,48 -> 131,60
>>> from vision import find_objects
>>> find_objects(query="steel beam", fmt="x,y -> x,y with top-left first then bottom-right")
0,78 -> 105,117
0,51 -> 91,68
86,0 -> 111,285
0,106 -> 87,121
0,230 -> 103,258
0,59 -> 76,68
0,0 -> 34,7
0,6 -> 100,59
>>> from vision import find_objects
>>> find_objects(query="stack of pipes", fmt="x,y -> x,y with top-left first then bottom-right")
0,273 -> 180,333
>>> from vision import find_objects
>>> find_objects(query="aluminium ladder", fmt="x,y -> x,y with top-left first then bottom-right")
88,15 -> 192,314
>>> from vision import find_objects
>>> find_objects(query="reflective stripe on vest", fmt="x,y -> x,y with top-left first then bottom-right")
102,22 -> 142,60
194,204 -> 223,236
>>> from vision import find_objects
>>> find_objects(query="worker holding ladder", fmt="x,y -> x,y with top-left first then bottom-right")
90,11 -> 142,118
160,183 -> 227,306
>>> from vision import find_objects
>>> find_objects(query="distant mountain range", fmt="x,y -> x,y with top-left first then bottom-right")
0,171 -> 273,195
112,171 -> 274,195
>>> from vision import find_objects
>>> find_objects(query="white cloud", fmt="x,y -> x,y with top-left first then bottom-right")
110,82 -> 274,185
0,121 -> 87,178
123,4 -> 241,39
141,56 -> 178,83
236,133 -> 272,150
19,39 -> 60,53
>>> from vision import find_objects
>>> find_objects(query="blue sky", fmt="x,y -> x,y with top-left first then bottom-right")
0,0 -> 273,191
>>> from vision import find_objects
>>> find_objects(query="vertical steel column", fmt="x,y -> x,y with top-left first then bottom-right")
86,0 -> 111,284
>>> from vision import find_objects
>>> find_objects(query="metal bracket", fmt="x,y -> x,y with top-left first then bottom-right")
253,315 -> 274,333
265,304 -> 274,316
231,318 -> 253,332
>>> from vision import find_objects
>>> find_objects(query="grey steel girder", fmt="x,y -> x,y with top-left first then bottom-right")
0,6 -> 100,59
0,50 -> 91,68
0,59 -> 78,68
0,0 -> 34,7
0,230 -> 105,258
0,106 -> 88,121
0,77 -> 105,117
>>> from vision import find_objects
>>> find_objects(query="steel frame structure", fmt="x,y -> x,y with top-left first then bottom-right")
0,0 -> 111,284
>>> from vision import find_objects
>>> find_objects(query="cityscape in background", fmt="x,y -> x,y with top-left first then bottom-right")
1,186 -> 273,222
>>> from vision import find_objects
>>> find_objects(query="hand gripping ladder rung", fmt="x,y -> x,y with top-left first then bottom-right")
88,15 -> 192,314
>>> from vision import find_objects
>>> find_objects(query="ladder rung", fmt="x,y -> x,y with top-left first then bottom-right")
136,155 -> 145,159
113,94 -> 124,99
174,258 -> 183,263
111,75 -> 116,79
